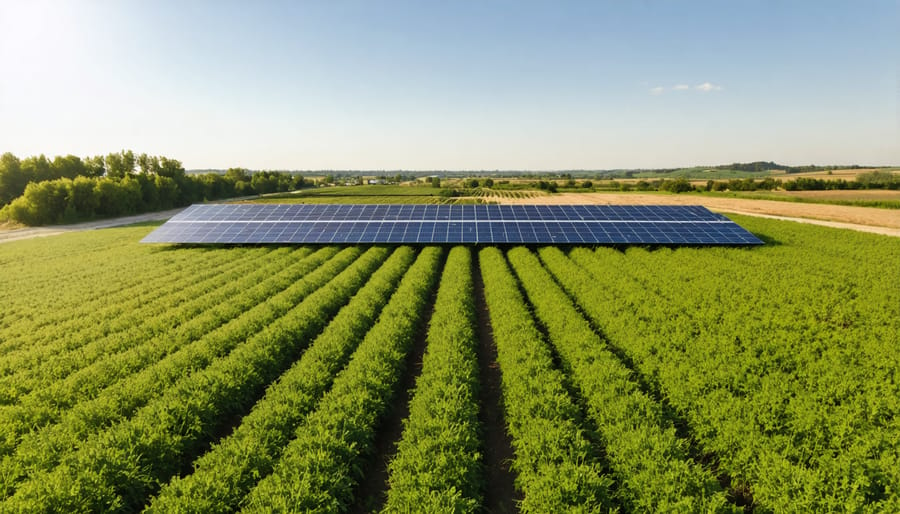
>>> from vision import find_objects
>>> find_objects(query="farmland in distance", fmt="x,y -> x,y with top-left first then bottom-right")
0,215 -> 898,512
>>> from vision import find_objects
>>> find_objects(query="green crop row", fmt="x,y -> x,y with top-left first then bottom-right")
0,240 -> 245,349
146,246 -> 418,513
511,247 -> 737,512
0,246 -> 335,460
241,246 -> 443,513
2,246 -> 391,512
0,246 -> 359,500
0,243 -> 269,356
0,227 -> 251,332
0,247 -> 306,403
553,217 -> 900,513
0,228 -> 176,314
477,247 -> 611,513
0,245 -> 267,368
383,246 -> 482,513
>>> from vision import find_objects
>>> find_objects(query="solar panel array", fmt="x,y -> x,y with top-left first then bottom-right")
141,204 -> 762,245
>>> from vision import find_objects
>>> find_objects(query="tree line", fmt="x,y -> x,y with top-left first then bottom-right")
613,172 -> 899,194
0,151 -> 305,225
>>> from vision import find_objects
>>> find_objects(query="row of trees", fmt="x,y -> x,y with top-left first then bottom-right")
614,172 -> 899,193
0,151 -> 187,206
0,151 -> 306,225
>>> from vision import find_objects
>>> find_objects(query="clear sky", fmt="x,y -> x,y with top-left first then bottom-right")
1,1 -> 897,170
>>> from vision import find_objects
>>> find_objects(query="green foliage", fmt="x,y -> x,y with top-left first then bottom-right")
478,247 -> 612,513
0,247 -> 349,501
383,246 -> 482,513
242,247 -> 443,512
550,218 -> 900,513
2,247 -> 386,509
148,246 -> 417,513
534,180 -> 558,193
0,217 -> 898,512
0,151 -> 307,225
0,246 -> 301,408
658,178 -> 694,193
517,247 -> 736,512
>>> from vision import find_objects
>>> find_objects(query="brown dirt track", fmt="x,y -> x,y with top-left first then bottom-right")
493,193 -> 900,237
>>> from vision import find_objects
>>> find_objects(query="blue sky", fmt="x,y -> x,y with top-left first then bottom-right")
0,1 -> 897,170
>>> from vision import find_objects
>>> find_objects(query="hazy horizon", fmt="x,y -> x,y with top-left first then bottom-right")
2,1 -> 897,170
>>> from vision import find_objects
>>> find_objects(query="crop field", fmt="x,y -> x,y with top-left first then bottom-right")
0,216 -> 898,512
471,188 -> 546,201
253,185 -> 452,205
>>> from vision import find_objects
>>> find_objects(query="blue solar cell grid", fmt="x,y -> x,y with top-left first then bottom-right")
142,204 -> 763,245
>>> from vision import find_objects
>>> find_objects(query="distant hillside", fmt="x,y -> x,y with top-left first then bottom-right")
185,163 -> 885,180
600,162 -> 874,180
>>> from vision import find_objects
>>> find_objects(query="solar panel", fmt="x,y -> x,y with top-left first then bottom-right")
141,204 -> 763,245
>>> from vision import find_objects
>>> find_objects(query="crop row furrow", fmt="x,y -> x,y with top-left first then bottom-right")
514,247 -> 736,512
477,247 -> 612,513
1,246 -> 392,512
0,246 -> 358,500
147,246 -> 418,513
240,246 -> 443,513
565,245 -> 899,512
382,246 -> 482,513
0,246 -> 326,448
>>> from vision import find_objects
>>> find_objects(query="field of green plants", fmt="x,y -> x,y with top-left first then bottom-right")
0,215 -> 898,513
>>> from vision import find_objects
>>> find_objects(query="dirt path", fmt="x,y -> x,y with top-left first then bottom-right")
494,193 -> 900,237
0,208 -> 186,244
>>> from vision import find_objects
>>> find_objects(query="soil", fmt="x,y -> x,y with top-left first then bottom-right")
473,253 -> 520,514
349,278 -> 439,513
766,190 -> 900,201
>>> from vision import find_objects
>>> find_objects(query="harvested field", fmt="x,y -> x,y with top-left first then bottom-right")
770,168 -> 900,181
767,189 -> 900,202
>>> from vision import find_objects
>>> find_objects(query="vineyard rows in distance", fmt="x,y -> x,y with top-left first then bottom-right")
0,214 -> 898,512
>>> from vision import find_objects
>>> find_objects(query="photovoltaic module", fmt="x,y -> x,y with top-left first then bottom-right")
141,204 -> 763,245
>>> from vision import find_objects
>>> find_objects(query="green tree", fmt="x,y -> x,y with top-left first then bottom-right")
0,152 -> 26,205
51,155 -> 86,180
660,178 -> 693,193
20,154 -> 53,183
225,167 -> 250,183
105,151 -> 130,179
157,157 -> 185,179
137,153 -> 161,175
83,155 -> 106,177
